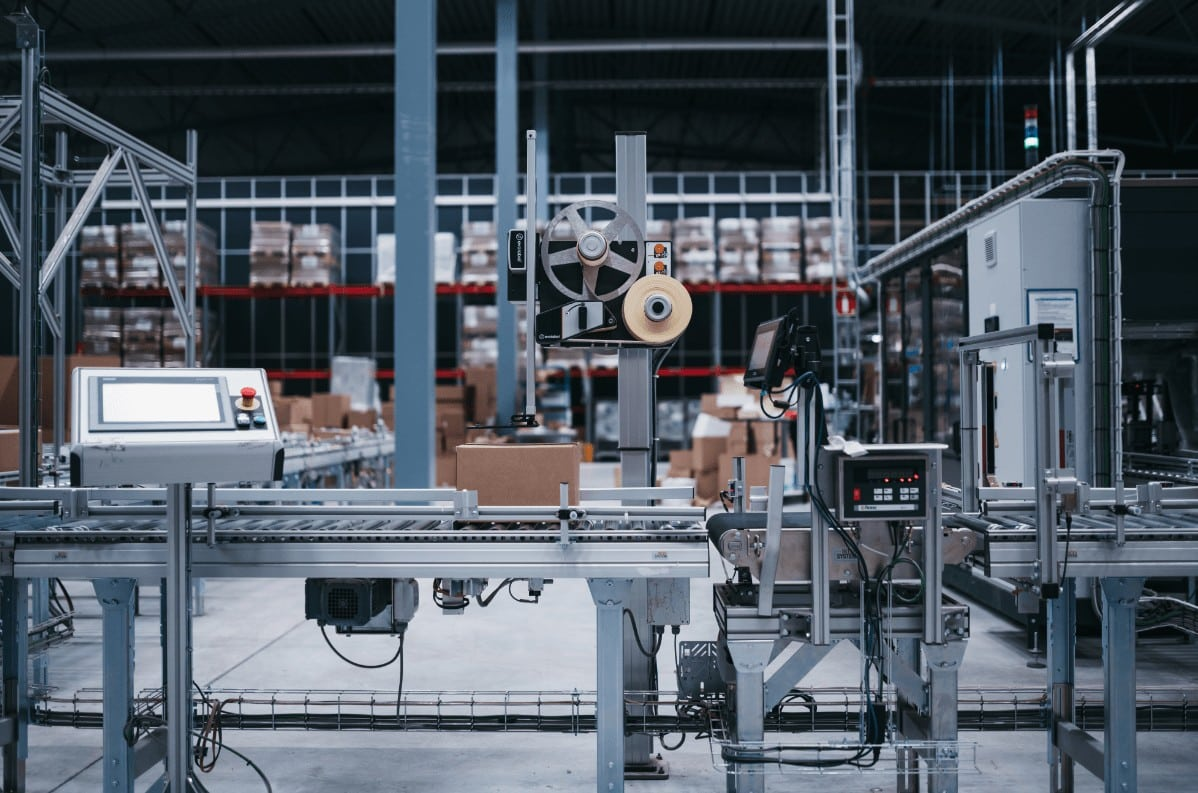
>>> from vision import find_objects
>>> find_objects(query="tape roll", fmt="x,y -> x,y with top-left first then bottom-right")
622,275 -> 693,345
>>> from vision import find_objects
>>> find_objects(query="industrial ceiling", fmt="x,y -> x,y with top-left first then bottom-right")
2,0 -> 1196,176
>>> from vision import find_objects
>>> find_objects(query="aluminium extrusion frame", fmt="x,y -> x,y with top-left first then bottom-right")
0,485 -> 708,793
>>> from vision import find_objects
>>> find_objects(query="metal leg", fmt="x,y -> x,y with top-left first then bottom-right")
164,484 -> 193,793
1102,577 -> 1144,793
191,579 -> 205,619
922,642 -> 965,793
724,639 -> 774,793
894,638 -> 921,793
763,642 -> 831,710
1047,579 -> 1076,793
29,580 -> 47,689
588,578 -> 633,793
1,577 -> 28,792
93,579 -> 137,793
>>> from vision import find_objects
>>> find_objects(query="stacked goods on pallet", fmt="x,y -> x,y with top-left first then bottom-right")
291,223 -> 341,286
81,307 -> 122,356
435,231 -> 458,284
760,217 -> 802,282
159,220 -> 219,288
162,310 -> 204,367
121,307 -> 162,367
119,224 -> 160,288
717,218 -> 760,282
673,217 -> 716,283
79,226 -> 121,288
803,217 -> 843,282
460,221 -> 497,283
249,221 -> 292,286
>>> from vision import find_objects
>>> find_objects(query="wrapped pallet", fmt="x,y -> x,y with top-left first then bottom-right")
460,220 -> 497,284
250,221 -> 292,286
291,223 -> 341,285
79,225 -> 121,288
760,216 -> 802,282
673,217 -> 716,283
717,217 -> 760,282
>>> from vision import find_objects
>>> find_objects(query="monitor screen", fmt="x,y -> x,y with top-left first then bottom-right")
99,380 -> 226,425
747,320 -> 781,372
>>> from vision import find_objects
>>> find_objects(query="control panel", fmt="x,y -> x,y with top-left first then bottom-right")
838,454 -> 930,521
71,367 -> 284,486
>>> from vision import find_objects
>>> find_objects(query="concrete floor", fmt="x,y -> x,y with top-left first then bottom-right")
21,466 -> 1198,792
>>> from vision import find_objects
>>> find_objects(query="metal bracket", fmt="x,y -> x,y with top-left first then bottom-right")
0,533 -> 13,577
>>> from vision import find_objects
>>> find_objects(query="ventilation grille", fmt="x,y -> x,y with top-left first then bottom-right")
327,587 -> 361,620
983,231 -> 998,267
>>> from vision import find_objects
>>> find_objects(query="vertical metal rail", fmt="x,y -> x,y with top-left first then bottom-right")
923,447 -> 944,645
588,578 -> 632,793
52,131 -> 67,470
523,130 -> 537,418
613,131 -> 657,775
392,0 -> 436,486
1034,331 -> 1060,590
1101,576 -> 1146,792
494,0 -> 518,422
163,484 -> 192,793
16,13 -> 41,489
826,0 -> 861,437
185,130 -> 198,367
757,465 -> 786,617
1047,578 -> 1077,793
93,579 -> 137,793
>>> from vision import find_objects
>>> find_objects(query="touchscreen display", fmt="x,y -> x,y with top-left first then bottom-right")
100,381 -> 225,424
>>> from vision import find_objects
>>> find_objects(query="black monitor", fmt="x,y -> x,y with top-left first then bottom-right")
743,317 -> 789,391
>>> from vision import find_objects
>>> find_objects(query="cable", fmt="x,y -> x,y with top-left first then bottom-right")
431,579 -> 470,611
622,609 -> 661,658
395,633 -> 405,723
475,579 -> 515,608
506,579 -> 539,604
191,731 -> 273,793
1060,511 -> 1073,581
319,625 -> 404,669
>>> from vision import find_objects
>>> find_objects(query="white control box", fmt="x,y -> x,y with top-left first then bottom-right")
70,367 -> 284,486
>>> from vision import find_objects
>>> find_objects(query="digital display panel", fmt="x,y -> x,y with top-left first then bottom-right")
99,381 -> 225,424
747,321 -> 780,371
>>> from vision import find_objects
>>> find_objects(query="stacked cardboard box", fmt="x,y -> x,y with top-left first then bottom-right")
162,310 -> 205,367
117,221 -> 218,288
463,366 -> 497,425
434,384 -> 471,484
311,393 -> 351,430
673,217 -> 716,283
760,217 -> 802,282
457,443 -> 581,506
79,225 -> 121,288
435,232 -> 458,284
802,217 -> 845,282
272,395 -> 314,435
81,307 -> 123,357
291,223 -> 341,286
250,221 -> 292,286
460,221 -> 497,283
717,218 -> 760,282
121,307 -> 162,367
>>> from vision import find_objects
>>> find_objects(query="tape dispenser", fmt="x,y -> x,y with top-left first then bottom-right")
507,199 -> 692,347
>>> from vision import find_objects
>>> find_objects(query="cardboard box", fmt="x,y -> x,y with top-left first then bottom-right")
312,393 -> 350,429
0,358 -> 18,426
728,421 -> 780,457
718,452 -> 783,493
667,449 -> 693,478
435,453 -> 457,487
273,396 -> 313,428
40,355 -> 122,439
691,413 -> 732,473
348,408 -> 379,430
457,442 -> 581,506
700,392 -> 747,421
269,379 -> 284,397
380,401 -> 395,431
695,468 -> 722,502
463,366 -> 497,424
0,426 -> 40,473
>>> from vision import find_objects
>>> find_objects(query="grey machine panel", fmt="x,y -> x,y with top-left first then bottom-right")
966,198 -> 1091,484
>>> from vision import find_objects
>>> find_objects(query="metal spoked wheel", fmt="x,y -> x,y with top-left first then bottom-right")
540,200 -> 645,302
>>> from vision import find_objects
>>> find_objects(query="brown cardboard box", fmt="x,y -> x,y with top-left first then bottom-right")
700,393 -> 744,421
667,449 -> 693,478
312,393 -> 350,429
463,366 -> 497,424
312,428 -> 353,441
0,358 -> 18,426
691,435 -> 728,474
0,426 -> 41,473
278,396 -> 313,428
718,452 -> 783,492
268,379 -> 284,397
348,408 -> 379,429
695,468 -> 722,502
435,453 -> 457,487
728,421 -> 780,457
457,442 -> 581,505
437,402 -> 468,443
380,401 -> 395,431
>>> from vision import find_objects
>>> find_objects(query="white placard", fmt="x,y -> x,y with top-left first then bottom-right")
1026,289 -> 1078,360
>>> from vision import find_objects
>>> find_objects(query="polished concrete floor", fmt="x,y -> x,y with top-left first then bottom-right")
20,467 -> 1198,792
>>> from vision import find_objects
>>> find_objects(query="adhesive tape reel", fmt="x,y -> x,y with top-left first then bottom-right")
622,276 -> 693,344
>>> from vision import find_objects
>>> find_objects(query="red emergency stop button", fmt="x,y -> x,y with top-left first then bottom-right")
240,386 -> 257,410
852,487 -> 861,502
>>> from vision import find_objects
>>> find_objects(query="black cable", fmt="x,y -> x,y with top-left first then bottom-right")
1061,511 -> 1073,581
320,625 -> 404,669
506,579 -> 539,604
191,731 -> 273,793
475,579 -> 515,608
622,609 -> 661,658
56,579 -> 74,612
395,633 -> 405,724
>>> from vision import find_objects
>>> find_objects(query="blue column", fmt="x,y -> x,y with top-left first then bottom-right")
393,0 -> 437,486
533,0 -> 550,221
1,577 -> 28,790
1102,577 -> 1145,792
1047,578 -> 1076,792
494,0 -> 518,421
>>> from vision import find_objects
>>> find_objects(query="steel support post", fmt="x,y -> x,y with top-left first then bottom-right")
163,484 -> 193,793
613,131 -> 660,774
1048,577 -> 1076,793
724,639 -> 773,793
588,578 -> 633,793
1034,338 -> 1059,590
532,0 -> 549,225
392,0 -> 436,486
924,449 -> 944,644
494,0 -> 518,421
895,638 -> 922,793
52,131 -> 67,470
958,349 -> 980,512
15,13 -> 41,490
185,130 -> 198,367
0,578 -> 27,792
93,579 -> 137,793
28,579 -> 46,688
1101,577 -> 1144,793
922,642 -> 965,793
763,642 -> 831,710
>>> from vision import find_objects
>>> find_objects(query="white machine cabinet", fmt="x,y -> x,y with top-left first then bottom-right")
70,367 -> 283,486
